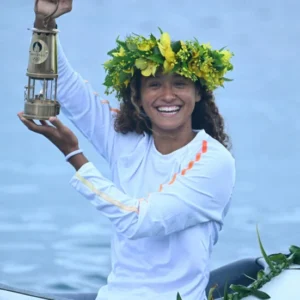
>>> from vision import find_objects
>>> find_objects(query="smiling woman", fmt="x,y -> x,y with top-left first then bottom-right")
17,1 -> 236,300
115,71 -> 231,153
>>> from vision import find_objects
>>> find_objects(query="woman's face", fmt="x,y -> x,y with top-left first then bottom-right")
140,73 -> 201,135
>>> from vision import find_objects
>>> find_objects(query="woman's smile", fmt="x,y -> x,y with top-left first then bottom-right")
156,105 -> 182,116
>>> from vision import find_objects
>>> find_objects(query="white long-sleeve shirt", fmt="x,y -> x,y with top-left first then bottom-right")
57,40 -> 236,300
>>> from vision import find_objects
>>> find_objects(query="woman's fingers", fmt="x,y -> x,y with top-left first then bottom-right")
49,116 -> 64,130
18,112 -> 79,155
18,112 -> 55,136
39,120 -> 51,126
18,113 -> 66,135
18,113 -> 39,132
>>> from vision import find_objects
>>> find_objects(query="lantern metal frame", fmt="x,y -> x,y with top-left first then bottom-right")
23,27 -> 60,120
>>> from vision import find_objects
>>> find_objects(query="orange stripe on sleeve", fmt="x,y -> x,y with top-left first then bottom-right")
160,140 -> 208,190
202,140 -> 208,153
181,169 -> 187,176
138,198 -> 148,204
168,174 -> 177,185
99,99 -> 120,114
101,100 -> 109,104
110,108 -> 120,114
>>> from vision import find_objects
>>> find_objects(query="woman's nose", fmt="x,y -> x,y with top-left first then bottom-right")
161,85 -> 176,102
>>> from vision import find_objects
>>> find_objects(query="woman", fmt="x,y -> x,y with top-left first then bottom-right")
18,1 -> 236,299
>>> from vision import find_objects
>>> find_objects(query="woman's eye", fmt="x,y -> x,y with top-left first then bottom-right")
174,81 -> 186,87
149,82 -> 160,88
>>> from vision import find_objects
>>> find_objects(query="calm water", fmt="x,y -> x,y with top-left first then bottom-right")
1,0 -> 300,294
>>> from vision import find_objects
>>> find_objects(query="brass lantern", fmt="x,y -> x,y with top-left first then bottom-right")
24,27 -> 60,120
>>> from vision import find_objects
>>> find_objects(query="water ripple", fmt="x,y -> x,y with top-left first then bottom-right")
2,263 -> 39,274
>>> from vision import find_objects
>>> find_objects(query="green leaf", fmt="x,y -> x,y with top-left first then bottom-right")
116,39 -> 128,50
103,76 -> 113,87
288,245 -> 300,264
193,36 -> 199,43
251,290 -> 271,299
230,284 -> 251,293
219,46 -> 227,51
150,33 -> 157,42
119,71 -> 129,83
103,60 -> 115,68
176,292 -> 182,300
223,282 -> 229,300
171,41 -> 182,53
147,54 -> 164,64
289,245 -> 300,254
243,273 -> 256,281
106,56 -> 125,64
182,62 -> 188,69
153,46 -> 161,55
292,252 -> 300,265
223,77 -> 233,82
107,48 -> 119,57
268,253 -> 287,264
256,225 -> 276,272
172,64 -> 181,73
230,285 -> 270,299
126,42 -> 137,51
158,27 -> 164,34
257,270 -> 265,280
207,284 -> 218,300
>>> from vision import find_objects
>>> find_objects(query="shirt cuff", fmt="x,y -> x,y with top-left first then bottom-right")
75,161 -> 95,174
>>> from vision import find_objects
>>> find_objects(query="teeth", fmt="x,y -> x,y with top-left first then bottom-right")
157,106 -> 180,112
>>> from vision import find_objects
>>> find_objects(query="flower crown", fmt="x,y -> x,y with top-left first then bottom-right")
103,29 -> 234,100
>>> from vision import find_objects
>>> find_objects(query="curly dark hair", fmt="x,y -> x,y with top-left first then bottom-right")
114,72 -> 231,150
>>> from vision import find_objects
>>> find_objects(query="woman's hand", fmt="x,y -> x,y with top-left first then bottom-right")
34,0 -> 73,29
18,112 -> 89,170
18,112 -> 79,156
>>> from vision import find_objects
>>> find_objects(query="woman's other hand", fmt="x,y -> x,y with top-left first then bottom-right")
34,0 -> 73,29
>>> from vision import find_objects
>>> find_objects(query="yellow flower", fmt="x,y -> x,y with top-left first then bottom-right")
177,66 -> 194,80
191,50 -> 200,59
202,43 -> 212,49
124,79 -> 130,87
180,40 -> 187,51
137,40 -> 156,51
200,58 -> 213,74
163,60 -> 175,73
177,41 -> 189,62
158,32 -> 176,72
135,58 -> 158,76
188,58 -> 201,77
112,47 -> 126,57
103,59 -> 112,68
135,58 -> 148,70
123,67 -> 134,76
141,61 -> 158,76
220,50 -> 233,64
